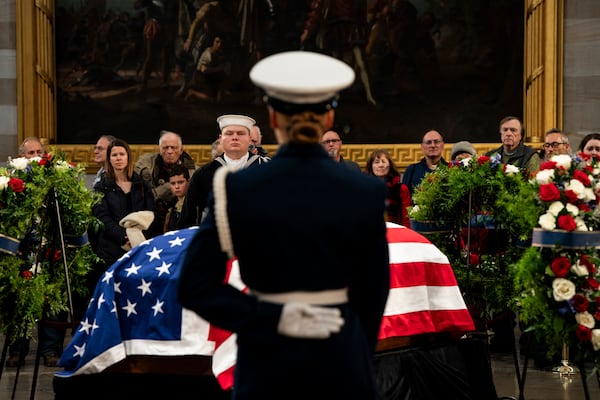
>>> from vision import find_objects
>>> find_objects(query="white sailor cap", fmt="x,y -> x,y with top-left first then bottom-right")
249,51 -> 355,115
217,114 -> 256,132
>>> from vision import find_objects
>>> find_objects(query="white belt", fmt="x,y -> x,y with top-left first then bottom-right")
251,288 -> 348,305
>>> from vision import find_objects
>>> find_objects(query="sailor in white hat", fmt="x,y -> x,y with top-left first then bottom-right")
179,51 -> 390,399
178,113 -> 268,228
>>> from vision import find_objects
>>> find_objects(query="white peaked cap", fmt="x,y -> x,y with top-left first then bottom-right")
249,51 -> 355,105
217,114 -> 256,132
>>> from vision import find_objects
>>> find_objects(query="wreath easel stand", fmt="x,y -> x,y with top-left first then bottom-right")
29,188 -> 78,400
464,190 -> 527,400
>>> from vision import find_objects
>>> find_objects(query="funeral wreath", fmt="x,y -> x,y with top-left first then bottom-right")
0,150 -> 102,341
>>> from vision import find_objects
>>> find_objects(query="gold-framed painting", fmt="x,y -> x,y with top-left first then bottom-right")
16,0 -> 562,171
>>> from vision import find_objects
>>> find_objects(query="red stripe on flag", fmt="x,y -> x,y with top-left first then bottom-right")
388,261 -> 459,288
386,225 -> 430,244
378,309 -> 475,339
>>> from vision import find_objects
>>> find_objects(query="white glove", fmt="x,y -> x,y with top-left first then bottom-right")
277,302 -> 344,339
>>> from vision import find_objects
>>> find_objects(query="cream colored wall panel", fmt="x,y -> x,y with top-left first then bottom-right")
0,104 -> 16,134
564,20 -> 600,76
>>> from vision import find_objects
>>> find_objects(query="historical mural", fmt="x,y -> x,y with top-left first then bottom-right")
56,0 -> 523,145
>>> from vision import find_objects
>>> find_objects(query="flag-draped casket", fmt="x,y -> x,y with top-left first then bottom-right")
55,223 -> 478,398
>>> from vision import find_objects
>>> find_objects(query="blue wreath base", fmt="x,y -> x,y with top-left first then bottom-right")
531,228 -> 600,249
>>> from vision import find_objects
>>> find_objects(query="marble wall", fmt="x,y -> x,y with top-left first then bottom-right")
563,0 -> 600,150
0,0 -> 16,163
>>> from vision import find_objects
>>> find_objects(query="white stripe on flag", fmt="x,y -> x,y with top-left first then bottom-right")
383,286 -> 468,316
212,333 -> 238,376
388,242 -> 449,264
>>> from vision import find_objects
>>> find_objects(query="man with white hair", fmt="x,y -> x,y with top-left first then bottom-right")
179,115 -> 270,228
249,124 -> 269,157
135,130 -> 196,233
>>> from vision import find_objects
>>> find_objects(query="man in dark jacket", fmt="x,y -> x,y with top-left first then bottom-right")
178,115 -> 269,228
485,116 -> 540,177
402,129 -> 448,195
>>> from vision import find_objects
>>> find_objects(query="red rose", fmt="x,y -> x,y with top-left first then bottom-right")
45,248 -> 61,262
539,183 -> 561,202
540,161 -> 557,170
38,158 -> 48,166
571,294 -> 589,312
557,214 -> 577,231
578,203 -> 591,212
580,254 -> 596,274
573,170 -> 591,186
8,178 -> 25,193
564,190 -> 578,203
21,270 -> 32,280
550,256 -> 571,277
576,325 -> 592,342
586,277 -> 599,291
580,152 -> 592,161
469,253 -> 479,265
477,156 -> 490,165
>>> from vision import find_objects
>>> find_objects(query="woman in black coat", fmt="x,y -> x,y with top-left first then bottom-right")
93,138 -> 156,267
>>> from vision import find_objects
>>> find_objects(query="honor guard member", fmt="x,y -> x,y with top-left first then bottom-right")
178,51 -> 390,399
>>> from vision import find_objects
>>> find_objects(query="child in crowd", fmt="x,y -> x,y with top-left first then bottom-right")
164,164 -> 190,232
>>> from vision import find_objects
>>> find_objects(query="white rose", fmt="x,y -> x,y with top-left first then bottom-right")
575,311 -> 596,329
55,160 -> 72,171
552,154 -> 572,169
408,205 -> 420,217
582,187 -> 596,202
539,213 -> 556,230
29,156 -> 42,163
594,167 -> 600,176
0,175 -> 9,191
571,259 -> 590,276
8,157 -> 29,171
552,278 -> 576,301
535,168 -> 555,184
565,203 -> 579,216
504,164 -> 520,175
548,201 -> 564,216
592,329 -> 600,351
459,157 -> 471,166
575,217 -> 588,231
565,179 -> 586,199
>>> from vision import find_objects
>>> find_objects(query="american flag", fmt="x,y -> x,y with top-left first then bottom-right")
55,223 -> 473,390
55,227 -> 215,377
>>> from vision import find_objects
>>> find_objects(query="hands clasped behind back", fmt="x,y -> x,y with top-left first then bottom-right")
277,302 -> 344,339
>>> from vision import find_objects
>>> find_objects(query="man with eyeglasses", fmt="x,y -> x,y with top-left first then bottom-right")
485,116 -> 540,176
321,130 -> 361,172
92,134 -> 117,187
542,128 -> 571,161
402,129 -> 448,195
